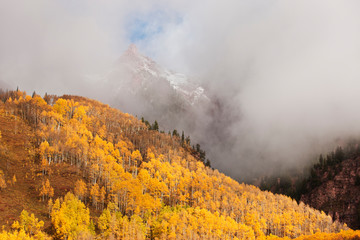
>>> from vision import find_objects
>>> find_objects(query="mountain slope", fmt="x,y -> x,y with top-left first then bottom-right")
100,44 -> 209,121
94,45 -> 216,166
260,144 -> 360,230
111,44 -> 208,106
300,155 -> 360,229
0,89 -> 351,239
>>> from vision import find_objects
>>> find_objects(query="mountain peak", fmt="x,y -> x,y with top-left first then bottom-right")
113,44 -> 209,106
126,43 -> 139,55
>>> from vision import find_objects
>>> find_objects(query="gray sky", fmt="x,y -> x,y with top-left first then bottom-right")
1,0 -> 360,179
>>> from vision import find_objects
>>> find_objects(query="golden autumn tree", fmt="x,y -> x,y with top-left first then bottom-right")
11,210 -> 49,239
0,91 -> 349,240
74,179 -> 87,203
12,174 -> 16,186
39,178 -> 54,202
0,170 -> 6,190
51,192 -> 92,240
90,183 -> 100,210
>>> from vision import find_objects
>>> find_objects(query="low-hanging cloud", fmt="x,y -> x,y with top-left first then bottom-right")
1,0 -> 360,180
142,0 -> 360,179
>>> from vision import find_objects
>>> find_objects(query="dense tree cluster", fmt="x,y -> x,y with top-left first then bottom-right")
0,90 -> 350,239
261,141 -> 360,201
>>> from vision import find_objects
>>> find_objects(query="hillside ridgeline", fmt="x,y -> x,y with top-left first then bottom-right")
0,89 -> 355,239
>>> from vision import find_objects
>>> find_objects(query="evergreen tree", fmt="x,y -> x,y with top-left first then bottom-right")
319,154 -> 324,167
144,120 -> 151,129
172,129 -> 179,137
152,120 -> 159,131
205,159 -> 211,167
334,146 -> 344,163
196,144 -> 200,153
185,136 -> 190,145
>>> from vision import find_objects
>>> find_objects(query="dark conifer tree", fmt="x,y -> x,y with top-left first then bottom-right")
172,130 -> 179,137
152,121 -> 159,131
319,154 -> 324,167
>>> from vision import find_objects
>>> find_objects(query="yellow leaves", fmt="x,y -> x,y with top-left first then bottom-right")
288,230 -> 360,240
31,94 -> 46,106
0,170 -> 7,189
150,206 -> 250,240
39,140 -> 52,156
39,178 -> 54,201
90,183 -> 100,209
25,95 -> 32,102
74,179 -> 87,201
11,220 -> 20,230
73,105 -> 89,124
98,125 -> 106,139
12,210 -> 44,237
53,98 -> 78,120
100,186 -> 106,207
48,198 -> 53,218
131,150 -> 142,162
147,148 -> 155,160
116,140 -> 132,160
51,192 -> 91,240
97,208 -> 111,233
2,92 -> 347,239
137,169 -> 151,189
97,206 -> 146,240
53,99 -> 70,116
12,174 -> 17,186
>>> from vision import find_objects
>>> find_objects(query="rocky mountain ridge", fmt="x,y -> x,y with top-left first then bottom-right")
301,157 -> 360,229
107,44 -> 209,107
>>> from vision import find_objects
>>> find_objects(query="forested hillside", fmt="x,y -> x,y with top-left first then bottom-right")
0,89 -> 357,239
260,142 -> 360,230
300,145 -> 360,230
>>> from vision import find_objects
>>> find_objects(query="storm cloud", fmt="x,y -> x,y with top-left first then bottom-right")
1,0 -> 360,180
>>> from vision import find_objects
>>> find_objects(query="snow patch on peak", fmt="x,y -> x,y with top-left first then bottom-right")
164,72 -> 187,87
110,44 -> 209,106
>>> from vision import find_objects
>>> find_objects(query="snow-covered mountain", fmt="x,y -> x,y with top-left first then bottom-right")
92,44 -> 231,178
106,44 -> 209,107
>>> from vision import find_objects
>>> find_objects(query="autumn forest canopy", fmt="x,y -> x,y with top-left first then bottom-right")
0,89 -> 359,239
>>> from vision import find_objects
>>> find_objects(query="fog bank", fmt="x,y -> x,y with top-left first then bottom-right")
1,0 -> 360,179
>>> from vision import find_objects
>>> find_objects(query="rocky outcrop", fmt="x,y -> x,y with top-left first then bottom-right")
301,158 -> 360,229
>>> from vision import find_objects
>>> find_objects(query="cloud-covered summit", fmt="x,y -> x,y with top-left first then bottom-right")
1,0 -> 360,179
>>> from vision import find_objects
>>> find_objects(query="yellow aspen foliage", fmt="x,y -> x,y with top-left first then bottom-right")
73,105 -> 88,124
0,229 -> 34,240
97,208 -> 112,238
98,125 -> 107,139
99,186 -> 106,210
39,179 -> 54,202
48,198 -> 53,218
53,98 -> 71,118
0,170 -> 6,190
74,179 -> 87,202
11,210 -> 45,237
12,174 -> 16,186
2,92 -> 350,240
90,183 -> 100,209
51,192 -> 92,240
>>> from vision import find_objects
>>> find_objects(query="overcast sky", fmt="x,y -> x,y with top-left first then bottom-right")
1,0 -> 360,179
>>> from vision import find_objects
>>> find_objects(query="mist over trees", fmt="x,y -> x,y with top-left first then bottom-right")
1,0 -> 360,181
